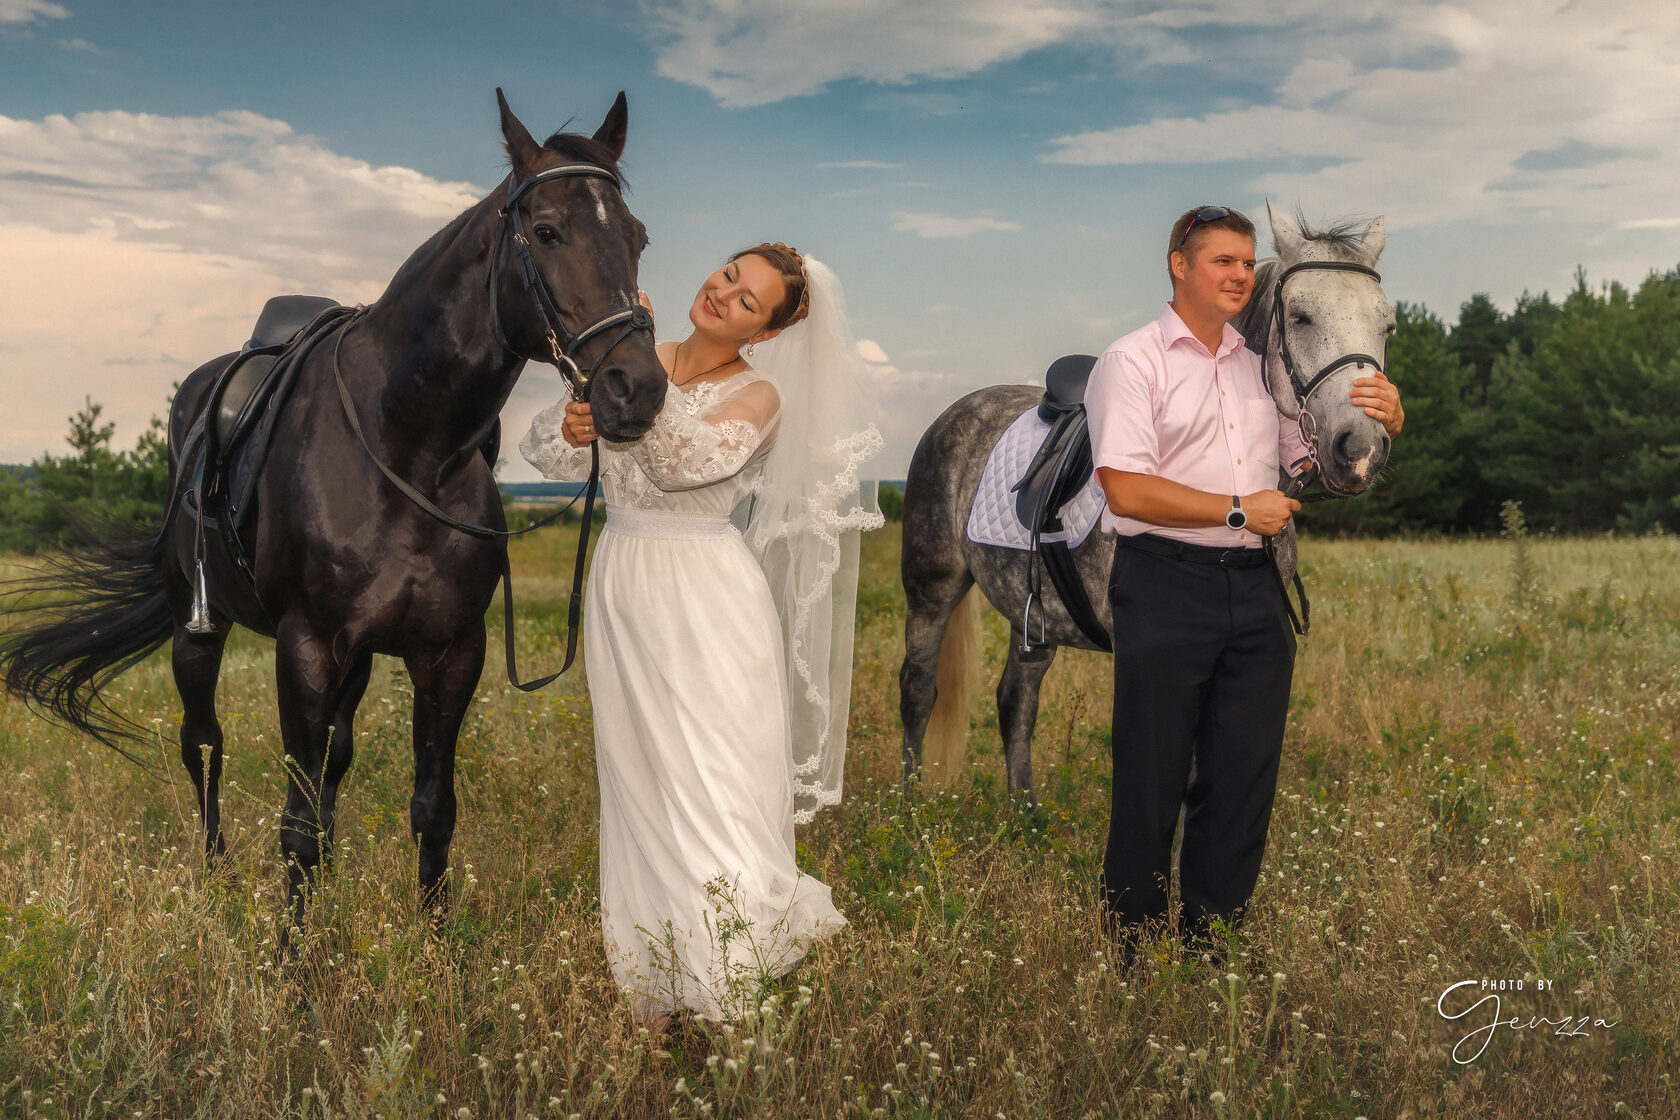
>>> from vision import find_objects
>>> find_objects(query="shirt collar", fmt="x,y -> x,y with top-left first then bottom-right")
1159,302 -> 1247,358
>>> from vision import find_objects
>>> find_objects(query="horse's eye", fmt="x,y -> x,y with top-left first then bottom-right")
1290,313 -> 1313,327
534,225 -> 560,246
1385,322 -> 1398,334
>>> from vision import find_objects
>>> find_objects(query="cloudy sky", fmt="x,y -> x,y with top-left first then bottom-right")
3,0 -> 1677,478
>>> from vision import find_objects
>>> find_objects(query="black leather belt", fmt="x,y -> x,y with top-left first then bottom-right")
1120,533 -> 1269,569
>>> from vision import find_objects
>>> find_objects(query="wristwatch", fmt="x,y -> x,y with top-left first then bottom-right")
1225,495 -> 1247,532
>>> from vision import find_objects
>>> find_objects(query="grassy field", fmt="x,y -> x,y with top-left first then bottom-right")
1,526 -> 1676,1118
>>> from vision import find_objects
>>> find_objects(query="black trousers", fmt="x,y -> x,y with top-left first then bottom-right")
1102,534 -> 1296,936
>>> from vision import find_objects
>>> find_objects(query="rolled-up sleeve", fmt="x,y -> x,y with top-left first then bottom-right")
1086,347 -> 1158,477
1278,412 -> 1313,477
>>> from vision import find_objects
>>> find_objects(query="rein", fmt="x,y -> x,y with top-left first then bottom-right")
329,160 -> 654,692
1258,257 -> 1386,638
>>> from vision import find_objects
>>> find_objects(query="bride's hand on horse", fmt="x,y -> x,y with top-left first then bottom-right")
1243,489 -> 1302,537
1352,372 -> 1403,437
562,401 -> 597,447
637,290 -> 653,317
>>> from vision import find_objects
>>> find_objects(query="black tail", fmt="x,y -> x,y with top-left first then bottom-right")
0,522 -> 174,757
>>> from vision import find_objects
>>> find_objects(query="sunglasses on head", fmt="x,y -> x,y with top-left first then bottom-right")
1173,206 -> 1233,253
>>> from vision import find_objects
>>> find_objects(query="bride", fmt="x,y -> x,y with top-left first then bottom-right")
519,243 -> 883,1022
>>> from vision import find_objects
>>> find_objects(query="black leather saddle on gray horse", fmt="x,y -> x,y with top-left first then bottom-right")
1010,353 -> 1112,656
1011,352 -> 1312,645
167,295 -> 356,630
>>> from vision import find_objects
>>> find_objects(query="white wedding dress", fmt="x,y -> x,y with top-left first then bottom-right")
520,370 -> 847,1021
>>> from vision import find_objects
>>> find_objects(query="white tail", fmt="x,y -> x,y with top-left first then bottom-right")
922,587 -> 979,783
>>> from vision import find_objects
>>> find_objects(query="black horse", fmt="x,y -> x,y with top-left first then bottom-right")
0,92 -> 667,923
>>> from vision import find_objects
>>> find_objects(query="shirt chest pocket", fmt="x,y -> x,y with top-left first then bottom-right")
1243,398 -> 1283,484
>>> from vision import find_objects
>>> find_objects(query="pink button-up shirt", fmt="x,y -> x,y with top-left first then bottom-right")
1086,302 -> 1311,547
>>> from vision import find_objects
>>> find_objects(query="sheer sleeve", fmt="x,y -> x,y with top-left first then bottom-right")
518,395 -> 594,482
616,376 -> 782,492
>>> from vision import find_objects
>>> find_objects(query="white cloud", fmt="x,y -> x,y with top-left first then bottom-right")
56,36 -> 101,52
816,160 -> 899,169
1039,1 -> 1680,235
892,211 -> 1021,239
1043,104 -> 1362,165
643,0 -> 1100,107
0,109 -> 486,462
0,0 -> 67,24
0,110 -> 482,289
856,338 -> 889,363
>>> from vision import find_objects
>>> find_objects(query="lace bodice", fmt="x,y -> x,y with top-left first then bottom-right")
519,370 -> 782,516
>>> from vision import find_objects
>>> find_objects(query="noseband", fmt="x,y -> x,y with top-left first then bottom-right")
487,162 -> 654,400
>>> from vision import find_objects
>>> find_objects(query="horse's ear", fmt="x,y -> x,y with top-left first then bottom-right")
593,91 -> 628,163
1361,216 -> 1386,263
497,87 -> 542,180
1267,198 -> 1303,260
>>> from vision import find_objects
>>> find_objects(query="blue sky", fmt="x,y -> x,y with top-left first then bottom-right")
3,0 -> 1678,477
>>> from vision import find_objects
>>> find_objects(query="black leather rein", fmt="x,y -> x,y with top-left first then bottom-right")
330,161 -> 654,692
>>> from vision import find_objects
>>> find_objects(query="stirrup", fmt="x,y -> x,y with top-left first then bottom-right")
185,559 -> 217,635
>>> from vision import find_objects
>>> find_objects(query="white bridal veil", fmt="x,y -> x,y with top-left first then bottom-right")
739,257 -> 885,823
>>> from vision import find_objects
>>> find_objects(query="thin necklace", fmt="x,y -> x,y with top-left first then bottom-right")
671,340 -> 741,386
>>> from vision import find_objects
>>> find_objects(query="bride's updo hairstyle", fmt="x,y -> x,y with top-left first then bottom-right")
729,242 -> 811,332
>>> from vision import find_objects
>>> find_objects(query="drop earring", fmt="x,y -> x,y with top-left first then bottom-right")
745,342 -> 756,358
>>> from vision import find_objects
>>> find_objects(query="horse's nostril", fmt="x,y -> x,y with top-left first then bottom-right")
1333,432 -> 1354,468
594,366 -> 627,403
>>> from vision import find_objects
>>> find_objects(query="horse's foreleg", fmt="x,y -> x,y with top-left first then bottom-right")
405,624 -> 485,915
171,618 -> 231,863
898,573 -> 974,784
998,633 -> 1056,807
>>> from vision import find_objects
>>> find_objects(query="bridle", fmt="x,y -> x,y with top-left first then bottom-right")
486,161 -> 655,401
1262,258 -> 1386,502
329,159 -> 656,691
1257,257 -> 1386,638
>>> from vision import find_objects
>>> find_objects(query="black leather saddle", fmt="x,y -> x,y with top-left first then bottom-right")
1012,354 -> 1097,533
168,296 -> 353,625
1008,355 -> 1111,654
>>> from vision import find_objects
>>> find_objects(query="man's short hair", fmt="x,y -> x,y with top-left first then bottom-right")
1167,205 -> 1256,283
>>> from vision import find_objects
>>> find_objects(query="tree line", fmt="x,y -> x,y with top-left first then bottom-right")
1296,266 -> 1680,536
2,265 -> 1676,553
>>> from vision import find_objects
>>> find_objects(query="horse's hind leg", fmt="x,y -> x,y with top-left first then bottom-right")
171,617 -> 231,863
898,567 -> 974,783
319,652 -> 374,871
998,632 -> 1056,806
405,623 -> 486,916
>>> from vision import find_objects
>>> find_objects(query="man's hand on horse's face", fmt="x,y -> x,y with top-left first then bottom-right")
1351,372 -> 1403,437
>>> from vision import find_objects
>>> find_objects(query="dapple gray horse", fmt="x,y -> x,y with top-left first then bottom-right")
898,204 -> 1395,800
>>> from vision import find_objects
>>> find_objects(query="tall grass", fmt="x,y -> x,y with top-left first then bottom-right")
1,528 -> 1675,1118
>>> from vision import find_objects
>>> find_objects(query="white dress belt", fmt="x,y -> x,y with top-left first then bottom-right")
604,506 -> 735,540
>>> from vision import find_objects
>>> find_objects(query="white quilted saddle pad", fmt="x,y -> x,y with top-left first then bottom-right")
966,407 -> 1105,551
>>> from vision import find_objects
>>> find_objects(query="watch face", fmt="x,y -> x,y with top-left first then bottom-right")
1227,508 -> 1246,530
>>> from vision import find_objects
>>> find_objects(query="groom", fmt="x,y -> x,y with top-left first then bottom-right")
1085,204 -> 1403,950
